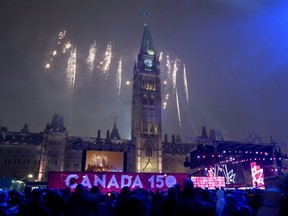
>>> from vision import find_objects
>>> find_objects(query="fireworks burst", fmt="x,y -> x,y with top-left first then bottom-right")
45,30 -> 72,69
98,41 -> 112,75
116,56 -> 122,97
160,54 -> 181,111
43,30 -> 190,134
63,42 -> 72,53
160,53 -> 190,133
183,64 -> 189,104
66,46 -> 77,94
58,31 -> 66,41
87,40 -> 97,75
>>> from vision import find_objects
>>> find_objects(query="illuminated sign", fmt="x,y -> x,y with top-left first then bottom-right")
250,162 -> 265,188
191,176 -> 225,189
47,171 -> 189,193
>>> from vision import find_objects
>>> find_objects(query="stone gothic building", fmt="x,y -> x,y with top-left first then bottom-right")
0,113 -> 202,181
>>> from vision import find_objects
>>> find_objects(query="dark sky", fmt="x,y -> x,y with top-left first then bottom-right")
0,0 -> 288,143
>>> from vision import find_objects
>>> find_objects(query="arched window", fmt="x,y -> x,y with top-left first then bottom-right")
143,96 -> 148,105
149,96 -> 154,105
148,80 -> 152,90
145,143 -> 153,157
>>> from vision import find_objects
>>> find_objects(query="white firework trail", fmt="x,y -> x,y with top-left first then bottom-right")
159,52 -> 168,110
163,101 -> 167,110
166,54 -> 172,80
63,41 -> 72,53
162,78 -> 169,110
66,46 -> 77,93
161,53 -> 176,111
45,63 -> 51,69
58,30 -> 66,41
183,64 -> 189,104
162,94 -> 169,110
66,46 -> 77,132
86,40 -> 97,75
175,88 -> 182,131
172,57 -> 179,90
116,56 -> 122,97
162,53 -> 171,110
99,41 -> 112,75
159,51 -> 163,62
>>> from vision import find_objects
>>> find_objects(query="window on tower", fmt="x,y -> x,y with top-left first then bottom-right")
149,97 -> 154,105
149,81 -> 153,90
143,96 -> 148,105
146,145 -> 152,157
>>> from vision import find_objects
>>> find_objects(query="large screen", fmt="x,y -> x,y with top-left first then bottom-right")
85,150 -> 124,172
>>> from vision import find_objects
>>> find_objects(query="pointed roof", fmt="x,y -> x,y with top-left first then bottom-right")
201,126 -> 208,139
50,114 -> 66,132
20,124 -> 30,133
110,117 -> 121,140
176,134 -> 182,144
140,24 -> 154,54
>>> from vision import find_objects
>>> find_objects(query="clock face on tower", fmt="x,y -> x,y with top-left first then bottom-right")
144,59 -> 153,68
147,49 -> 155,55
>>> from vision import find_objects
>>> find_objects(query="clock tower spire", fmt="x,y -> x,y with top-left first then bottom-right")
131,24 -> 162,173
140,24 -> 154,54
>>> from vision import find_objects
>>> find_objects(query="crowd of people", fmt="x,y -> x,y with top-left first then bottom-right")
0,177 -> 288,216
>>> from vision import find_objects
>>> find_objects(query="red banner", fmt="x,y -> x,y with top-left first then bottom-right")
47,171 -> 189,193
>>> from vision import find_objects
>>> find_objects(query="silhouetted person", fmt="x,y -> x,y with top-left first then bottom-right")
67,184 -> 106,216
279,175 -> 288,216
257,187 -> 282,216
219,193 -> 241,216
158,186 -> 178,216
216,189 -> 226,216
0,190 -> 9,216
7,190 -> 24,216
44,189 -> 66,216
174,178 -> 210,216
112,188 -> 151,216
22,189 -> 51,216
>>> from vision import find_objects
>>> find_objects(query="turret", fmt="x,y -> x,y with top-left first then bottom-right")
110,117 -> 121,140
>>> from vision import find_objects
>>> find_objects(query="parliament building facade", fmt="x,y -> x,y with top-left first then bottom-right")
0,25 -> 282,185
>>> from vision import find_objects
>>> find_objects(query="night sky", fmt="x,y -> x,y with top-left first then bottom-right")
0,0 -> 288,143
